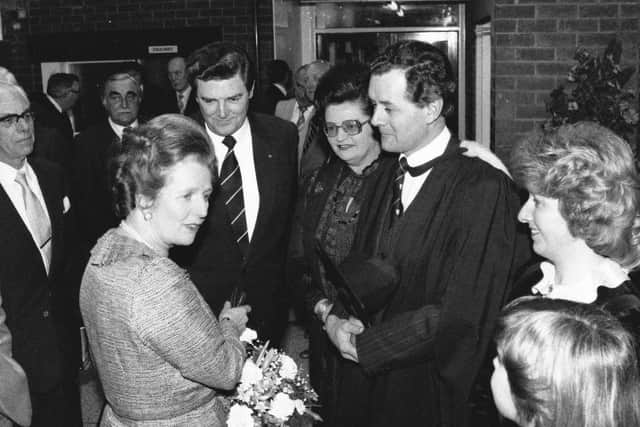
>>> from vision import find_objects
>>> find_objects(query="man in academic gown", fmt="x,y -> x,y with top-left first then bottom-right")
323,41 -> 532,427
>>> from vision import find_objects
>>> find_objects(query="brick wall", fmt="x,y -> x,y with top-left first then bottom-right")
2,0 -> 274,93
492,0 -> 640,160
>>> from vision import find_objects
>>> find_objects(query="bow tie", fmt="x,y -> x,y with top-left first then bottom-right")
399,146 -> 466,177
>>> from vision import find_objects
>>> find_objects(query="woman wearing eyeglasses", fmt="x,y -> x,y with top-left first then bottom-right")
288,63 -> 396,426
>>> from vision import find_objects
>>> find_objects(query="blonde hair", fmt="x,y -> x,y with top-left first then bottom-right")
495,297 -> 640,427
510,122 -> 640,269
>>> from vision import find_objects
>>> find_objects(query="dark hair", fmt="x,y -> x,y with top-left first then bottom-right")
496,296 -> 640,427
112,114 -> 215,218
194,43 -> 255,92
370,40 -> 456,117
266,59 -> 291,85
46,73 -> 79,98
510,121 -> 640,269
316,62 -> 372,118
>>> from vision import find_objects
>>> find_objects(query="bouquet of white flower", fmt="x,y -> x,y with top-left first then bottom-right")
226,329 -> 321,427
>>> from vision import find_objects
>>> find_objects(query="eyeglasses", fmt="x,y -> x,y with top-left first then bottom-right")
324,119 -> 370,137
0,110 -> 35,128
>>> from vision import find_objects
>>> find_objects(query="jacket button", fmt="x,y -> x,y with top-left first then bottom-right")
43,310 -> 49,318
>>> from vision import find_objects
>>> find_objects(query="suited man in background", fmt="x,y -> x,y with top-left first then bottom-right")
73,72 -> 142,255
29,73 -> 80,180
173,43 -> 298,345
252,59 -> 291,115
166,56 -> 198,116
0,81 -> 81,426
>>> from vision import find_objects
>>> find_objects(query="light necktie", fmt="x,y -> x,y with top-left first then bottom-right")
177,92 -> 185,113
15,171 -> 52,271
219,136 -> 249,258
296,104 -> 308,129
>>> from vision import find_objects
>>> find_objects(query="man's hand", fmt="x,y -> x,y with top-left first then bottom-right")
325,314 -> 364,362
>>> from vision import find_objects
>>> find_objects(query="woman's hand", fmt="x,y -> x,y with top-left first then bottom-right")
460,140 -> 512,179
219,301 -> 252,331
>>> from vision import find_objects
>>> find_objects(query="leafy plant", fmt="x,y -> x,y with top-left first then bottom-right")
546,38 -> 639,147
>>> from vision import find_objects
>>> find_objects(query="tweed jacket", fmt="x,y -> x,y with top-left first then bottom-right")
80,227 -> 245,426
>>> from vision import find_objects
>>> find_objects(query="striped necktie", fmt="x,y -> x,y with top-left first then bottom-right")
391,157 -> 407,220
219,135 -> 249,258
15,170 -> 52,272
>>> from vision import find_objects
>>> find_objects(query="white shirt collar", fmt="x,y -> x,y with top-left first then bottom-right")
401,126 -> 451,167
273,83 -> 287,96
45,94 -> 63,113
205,116 -> 251,149
177,85 -> 192,98
108,117 -> 139,140
532,260 -> 630,303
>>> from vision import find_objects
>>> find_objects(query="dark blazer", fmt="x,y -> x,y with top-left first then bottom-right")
29,94 -> 73,141
159,87 -> 199,117
72,119 -> 120,255
29,94 -> 75,181
0,159 -> 81,425
252,84 -> 289,115
173,113 -> 298,345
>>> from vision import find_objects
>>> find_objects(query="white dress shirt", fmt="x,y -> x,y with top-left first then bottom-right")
108,117 -> 139,141
0,160 -> 51,270
205,118 -> 260,241
400,126 -> 451,210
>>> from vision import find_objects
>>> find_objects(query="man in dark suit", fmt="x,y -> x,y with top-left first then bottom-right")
324,41 -> 531,427
173,44 -> 298,345
0,81 -> 81,426
252,59 -> 291,115
165,56 -> 199,117
73,72 -> 142,255
29,73 -> 80,180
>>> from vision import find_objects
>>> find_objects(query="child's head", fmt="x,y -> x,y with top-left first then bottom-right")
491,297 -> 640,427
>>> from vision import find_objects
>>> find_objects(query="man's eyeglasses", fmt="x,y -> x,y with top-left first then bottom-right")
323,119 -> 370,137
0,110 -> 35,128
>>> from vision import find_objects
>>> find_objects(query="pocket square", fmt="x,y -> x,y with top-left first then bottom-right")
63,196 -> 71,214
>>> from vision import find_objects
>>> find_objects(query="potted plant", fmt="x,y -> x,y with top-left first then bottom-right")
546,38 -> 639,154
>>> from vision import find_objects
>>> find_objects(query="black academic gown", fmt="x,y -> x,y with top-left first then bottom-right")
348,138 -> 532,427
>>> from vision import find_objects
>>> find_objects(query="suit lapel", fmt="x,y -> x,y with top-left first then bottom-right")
248,116 -> 276,258
30,160 -> 63,274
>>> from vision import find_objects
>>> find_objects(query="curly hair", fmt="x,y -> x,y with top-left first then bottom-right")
510,122 -> 640,270
370,40 -> 456,116
112,114 -> 215,219
315,62 -> 372,118
495,297 -> 640,427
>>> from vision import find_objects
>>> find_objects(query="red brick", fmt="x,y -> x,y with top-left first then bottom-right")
496,33 -> 535,47
536,33 -> 576,48
495,5 -> 536,19
518,19 -> 557,33
558,19 -> 597,32
620,4 -> 640,17
536,5 -> 577,19
516,76 -> 556,91
536,62 -> 572,75
496,48 -> 516,61
495,77 -> 516,90
516,104 -> 549,120
580,5 -> 618,18
577,32 -> 619,47
516,48 -> 555,61
498,91 -> 536,105
620,19 -> 639,32
494,20 -> 517,33
495,62 -> 536,75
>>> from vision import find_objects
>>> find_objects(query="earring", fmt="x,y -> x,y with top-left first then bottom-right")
143,210 -> 152,221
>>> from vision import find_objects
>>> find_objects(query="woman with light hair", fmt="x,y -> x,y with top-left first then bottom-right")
509,122 -> 640,344
491,297 -> 640,427
0,67 -> 18,85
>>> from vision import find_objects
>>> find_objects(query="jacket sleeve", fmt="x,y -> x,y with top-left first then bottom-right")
133,261 -> 246,390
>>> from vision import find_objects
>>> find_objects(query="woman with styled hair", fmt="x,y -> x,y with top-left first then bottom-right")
491,297 -> 640,427
288,63 -> 396,426
509,122 -> 640,340
80,114 -> 250,426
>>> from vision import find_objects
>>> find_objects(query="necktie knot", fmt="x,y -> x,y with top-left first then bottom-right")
15,170 -> 28,187
223,135 -> 236,150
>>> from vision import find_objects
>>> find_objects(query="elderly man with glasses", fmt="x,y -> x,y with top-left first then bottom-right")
0,80 -> 82,426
